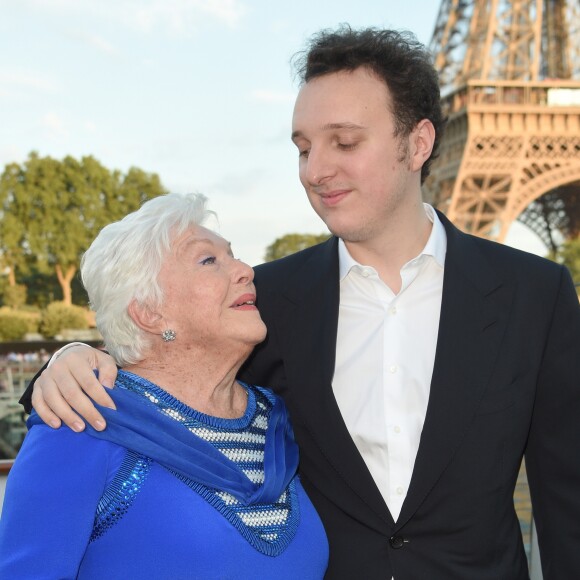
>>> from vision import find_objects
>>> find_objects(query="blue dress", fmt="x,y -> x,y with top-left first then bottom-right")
0,371 -> 328,579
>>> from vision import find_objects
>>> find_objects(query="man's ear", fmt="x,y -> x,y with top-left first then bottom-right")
409,119 -> 436,172
128,299 -> 163,334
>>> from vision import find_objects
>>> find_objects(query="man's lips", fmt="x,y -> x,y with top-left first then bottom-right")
318,189 -> 350,207
231,293 -> 258,310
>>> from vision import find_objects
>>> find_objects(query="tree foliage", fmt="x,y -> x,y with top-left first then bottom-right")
264,232 -> 331,262
39,301 -> 89,338
548,237 -> 580,286
0,307 -> 39,340
3,284 -> 27,309
19,269 -> 87,309
0,152 -> 167,304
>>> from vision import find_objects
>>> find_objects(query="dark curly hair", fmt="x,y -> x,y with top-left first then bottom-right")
292,25 -> 446,183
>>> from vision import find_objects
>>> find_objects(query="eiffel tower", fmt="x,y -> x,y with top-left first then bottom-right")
424,0 -> 580,253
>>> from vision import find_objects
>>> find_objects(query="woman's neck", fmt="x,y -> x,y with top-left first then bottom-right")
123,347 -> 250,419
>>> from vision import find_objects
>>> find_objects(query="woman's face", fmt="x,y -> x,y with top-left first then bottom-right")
157,225 -> 266,351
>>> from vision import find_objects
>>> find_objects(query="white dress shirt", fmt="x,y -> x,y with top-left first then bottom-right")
332,204 -> 447,522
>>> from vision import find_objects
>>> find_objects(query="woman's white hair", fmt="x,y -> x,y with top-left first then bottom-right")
81,192 -> 216,367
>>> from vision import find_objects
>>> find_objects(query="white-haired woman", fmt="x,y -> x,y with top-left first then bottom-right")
0,193 -> 328,579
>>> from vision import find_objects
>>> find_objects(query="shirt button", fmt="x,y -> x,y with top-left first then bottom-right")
389,365 -> 398,374
394,426 -> 401,433
389,306 -> 397,315
396,486 -> 404,495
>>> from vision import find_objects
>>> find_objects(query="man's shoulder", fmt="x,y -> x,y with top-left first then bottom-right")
439,210 -> 561,278
442,221 -> 576,305
254,237 -> 337,285
477,236 -> 560,273
452,226 -> 562,279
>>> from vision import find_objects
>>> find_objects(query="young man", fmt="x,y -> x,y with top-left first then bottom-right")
23,26 -> 580,579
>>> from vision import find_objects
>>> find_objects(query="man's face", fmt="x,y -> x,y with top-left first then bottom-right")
291,67 -> 421,245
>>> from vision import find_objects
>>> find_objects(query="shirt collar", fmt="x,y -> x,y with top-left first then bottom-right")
421,203 -> 447,267
338,203 -> 447,281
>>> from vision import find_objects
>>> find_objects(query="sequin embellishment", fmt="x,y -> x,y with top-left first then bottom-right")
91,451 -> 152,541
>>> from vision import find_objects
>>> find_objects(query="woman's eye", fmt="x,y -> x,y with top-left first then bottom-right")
200,256 -> 216,265
338,142 -> 356,150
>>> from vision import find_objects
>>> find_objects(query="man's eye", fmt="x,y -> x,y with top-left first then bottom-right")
200,256 -> 216,265
338,142 -> 357,150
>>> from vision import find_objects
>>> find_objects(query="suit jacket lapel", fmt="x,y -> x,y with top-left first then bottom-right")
271,238 -> 394,530
396,213 -> 515,528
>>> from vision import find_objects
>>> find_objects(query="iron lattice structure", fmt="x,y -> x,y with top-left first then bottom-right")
424,0 -> 580,250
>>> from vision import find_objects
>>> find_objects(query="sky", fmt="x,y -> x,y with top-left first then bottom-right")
0,0 -> 547,266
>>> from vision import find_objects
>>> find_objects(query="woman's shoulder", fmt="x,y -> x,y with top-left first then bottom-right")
18,419 -> 124,478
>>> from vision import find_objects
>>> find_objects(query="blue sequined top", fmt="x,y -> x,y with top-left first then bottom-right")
0,372 -> 328,579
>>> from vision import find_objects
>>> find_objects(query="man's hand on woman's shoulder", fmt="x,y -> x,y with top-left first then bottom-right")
32,345 -> 118,432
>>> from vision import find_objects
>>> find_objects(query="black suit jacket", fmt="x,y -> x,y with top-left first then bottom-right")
239,212 -> 580,579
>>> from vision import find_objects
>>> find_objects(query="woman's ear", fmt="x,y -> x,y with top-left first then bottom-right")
128,299 -> 164,334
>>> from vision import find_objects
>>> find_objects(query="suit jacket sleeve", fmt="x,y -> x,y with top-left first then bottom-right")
524,265 -> 580,579
18,364 -> 46,414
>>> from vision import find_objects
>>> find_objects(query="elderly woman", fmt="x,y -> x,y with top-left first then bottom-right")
0,193 -> 328,579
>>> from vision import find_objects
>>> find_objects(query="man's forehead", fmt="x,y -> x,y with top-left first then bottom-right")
292,87 -> 391,138
293,69 -> 391,118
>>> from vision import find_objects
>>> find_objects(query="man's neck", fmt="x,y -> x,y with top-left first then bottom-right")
344,203 -> 433,294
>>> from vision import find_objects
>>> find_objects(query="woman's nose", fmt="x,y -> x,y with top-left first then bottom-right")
232,258 -> 254,284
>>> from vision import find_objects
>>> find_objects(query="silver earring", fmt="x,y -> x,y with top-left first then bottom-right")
162,329 -> 176,342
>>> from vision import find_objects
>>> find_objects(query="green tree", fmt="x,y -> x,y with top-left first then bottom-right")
0,161 -> 34,287
0,152 -> 167,305
3,284 -> 27,309
264,232 -> 331,262
0,307 -> 39,340
548,237 -> 580,285
39,301 -> 89,338
20,269 -> 87,308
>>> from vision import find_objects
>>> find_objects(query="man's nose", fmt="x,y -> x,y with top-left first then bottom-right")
304,148 -> 335,186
